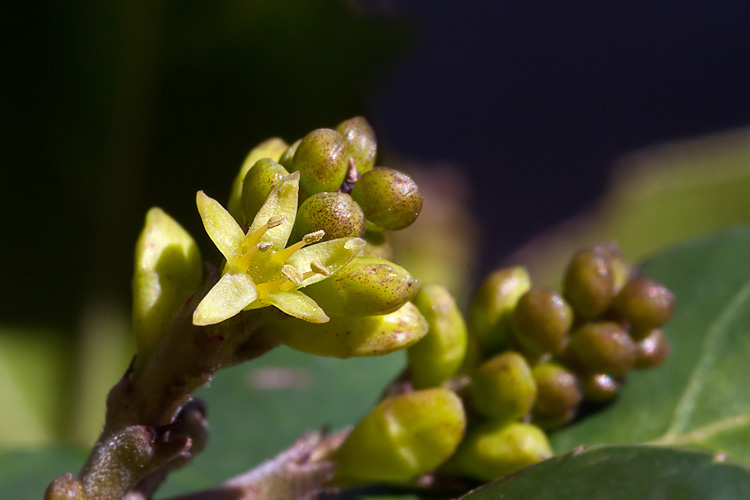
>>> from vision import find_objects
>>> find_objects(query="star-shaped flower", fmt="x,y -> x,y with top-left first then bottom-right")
193,171 -> 365,326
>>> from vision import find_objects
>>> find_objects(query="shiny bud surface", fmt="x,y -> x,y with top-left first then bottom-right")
45,473 -> 87,500
408,284 -> 469,388
469,266 -> 531,356
512,288 -> 573,356
447,421 -> 552,481
468,351 -> 537,421
336,116 -> 377,176
569,322 -> 636,377
563,249 -> 616,318
532,362 -> 582,418
228,138 -> 287,222
581,373 -> 622,401
303,257 -> 417,317
294,192 -> 366,242
634,328 -> 671,369
333,388 -> 466,482
351,167 -> 423,230
240,158 -> 289,225
290,128 -> 349,195
614,277 -> 675,332
269,301 -> 428,358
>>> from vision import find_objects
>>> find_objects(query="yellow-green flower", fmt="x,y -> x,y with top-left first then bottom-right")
193,171 -> 365,326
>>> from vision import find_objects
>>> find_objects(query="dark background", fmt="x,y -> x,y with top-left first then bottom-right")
3,0 -> 750,329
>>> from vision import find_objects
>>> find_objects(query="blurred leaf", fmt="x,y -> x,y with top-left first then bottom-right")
0,448 -> 86,499
460,445 -> 750,500
508,129 -> 750,286
0,328 -> 71,444
550,227 -> 750,465
159,347 -> 406,496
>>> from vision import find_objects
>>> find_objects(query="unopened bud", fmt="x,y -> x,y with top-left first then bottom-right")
407,284 -> 468,388
467,351 -> 537,421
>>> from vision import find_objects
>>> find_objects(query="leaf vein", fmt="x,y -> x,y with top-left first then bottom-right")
661,278 -> 750,440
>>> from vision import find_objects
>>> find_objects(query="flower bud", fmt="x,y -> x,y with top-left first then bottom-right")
303,257 -> 417,317
613,277 -> 675,335
278,138 -> 301,171
133,208 -> 202,362
446,421 -> 552,481
336,116 -> 377,176
351,167 -> 422,230
289,128 -> 349,195
634,328 -> 671,369
360,229 -> 393,259
468,351 -> 537,421
531,363 -> 582,429
563,249 -> 616,319
45,473 -> 87,500
240,158 -> 289,226
333,388 -> 466,482
593,242 -> 630,293
228,138 -> 288,221
407,284 -> 468,388
512,288 -> 573,356
569,322 -> 636,377
581,373 -> 622,401
269,301 -> 428,358
469,266 -> 531,356
293,192 -> 366,242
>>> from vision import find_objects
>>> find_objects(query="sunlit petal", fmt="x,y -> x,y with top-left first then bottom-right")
247,172 -> 299,250
193,271 -> 258,326
196,191 -> 245,263
264,290 -> 330,323
287,237 -> 366,287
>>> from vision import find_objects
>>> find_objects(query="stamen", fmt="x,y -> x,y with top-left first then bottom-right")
281,265 -> 303,285
256,277 -> 290,296
245,216 -> 287,249
257,241 -> 273,252
310,260 -> 330,276
274,230 -> 326,262
235,242 -> 268,271
301,260 -> 330,281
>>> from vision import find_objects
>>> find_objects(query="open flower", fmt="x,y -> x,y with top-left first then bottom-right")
193,171 -> 365,326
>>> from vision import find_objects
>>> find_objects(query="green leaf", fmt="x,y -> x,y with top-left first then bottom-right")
159,347 -> 407,496
460,445 -> 750,500
0,448 -> 87,499
550,227 -> 750,464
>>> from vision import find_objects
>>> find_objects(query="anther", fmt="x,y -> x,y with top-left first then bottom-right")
282,265 -> 303,285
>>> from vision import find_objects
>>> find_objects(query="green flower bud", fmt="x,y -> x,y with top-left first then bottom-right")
269,301 -> 428,358
278,138 -> 301,171
333,388 -> 465,483
289,128 -> 349,195
360,229 -> 393,259
468,351 -> 537,421
303,257 -> 417,317
593,242 -> 630,293
407,284 -> 468,388
45,473 -> 87,500
351,167 -> 423,230
228,138 -> 288,222
293,192 -> 366,242
446,421 -> 552,481
336,116 -> 377,176
569,322 -> 636,377
532,363 -> 582,429
240,158 -> 289,226
580,373 -> 622,401
563,249 -> 616,319
133,208 -> 202,362
512,288 -> 573,356
613,277 -> 675,334
469,266 -> 531,356
634,328 -> 671,369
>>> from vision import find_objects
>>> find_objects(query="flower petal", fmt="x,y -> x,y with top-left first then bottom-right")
264,289 -> 330,323
193,271 -> 258,326
247,171 -> 299,250
287,237 -> 366,287
196,191 -> 245,263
